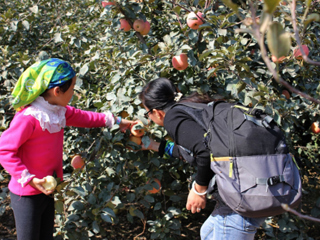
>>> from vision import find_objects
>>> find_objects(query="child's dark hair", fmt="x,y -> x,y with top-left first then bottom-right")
139,78 -> 214,112
41,78 -> 73,97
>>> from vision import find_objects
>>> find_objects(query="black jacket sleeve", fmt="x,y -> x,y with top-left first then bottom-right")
163,107 -> 214,186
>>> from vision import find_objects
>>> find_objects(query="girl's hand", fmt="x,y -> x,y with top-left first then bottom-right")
186,182 -> 207,213
28,177 -> 55,195
119,119 -> 136,132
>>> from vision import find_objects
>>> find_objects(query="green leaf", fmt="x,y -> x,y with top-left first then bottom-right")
54,200 -> 64,214
127,193 -> 135,202
154,202 -> 162,211
92,220 -> 100,234
222,0 -> 239,12
267,22 -> 291,58
22,20 -> 29,30
144,195 -> 155,203
278,219 -> 288,233
101,213 -> 112,223
217,29 -> 227,36
54,33 -> 63,43
29,5 -> 38,13
102,207 -> 116,218
199,49 -> 214,61
264,0 -> 281,14
79,63 -> 89,77
304,13 -> 320,28
133,209 -> 144,219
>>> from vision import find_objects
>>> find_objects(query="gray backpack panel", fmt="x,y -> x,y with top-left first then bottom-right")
172,102 -> 302,218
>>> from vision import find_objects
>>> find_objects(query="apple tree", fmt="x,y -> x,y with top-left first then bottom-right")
1,0 -> 320,239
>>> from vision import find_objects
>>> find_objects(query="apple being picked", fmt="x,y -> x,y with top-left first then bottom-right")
293,45 -> 309,60
133,19 -> 146,33
71,154 -> 85,169
42,176 -> 57,191
172,53 -> 188,71
311,122 -> 320,134
131,121 -> 145,137
120,19 -> 131,32
187,12 -> 204,30
129,135 -> 142,145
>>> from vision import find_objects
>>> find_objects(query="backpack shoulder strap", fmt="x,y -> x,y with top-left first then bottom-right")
170,102 -> 208,130
170,101 -> 225,130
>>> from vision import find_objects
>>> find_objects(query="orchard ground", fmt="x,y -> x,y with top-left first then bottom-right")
0,175 -> 214,240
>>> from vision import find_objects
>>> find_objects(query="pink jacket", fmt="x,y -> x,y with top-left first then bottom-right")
0,106 -> 114,196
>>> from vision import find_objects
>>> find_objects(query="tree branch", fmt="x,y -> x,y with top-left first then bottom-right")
247,1 -> 320,105
281,204 -> 320,223
290,0 -> 320,66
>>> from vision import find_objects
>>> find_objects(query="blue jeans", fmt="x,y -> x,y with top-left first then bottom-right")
200,213 -> 265,240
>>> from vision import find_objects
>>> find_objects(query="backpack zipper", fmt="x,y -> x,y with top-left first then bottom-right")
229,157 -> 234,178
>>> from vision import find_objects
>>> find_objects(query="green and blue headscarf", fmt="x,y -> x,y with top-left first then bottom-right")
12,58 -> 76,110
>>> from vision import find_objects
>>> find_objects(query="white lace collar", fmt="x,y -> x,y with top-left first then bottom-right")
24,96 -> 67,133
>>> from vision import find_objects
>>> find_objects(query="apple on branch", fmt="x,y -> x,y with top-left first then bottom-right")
133,19 -> 146,33
172,53 -> 188,71
187,12 -> 204,30
311,122 -> 320,134
42,176 -> 57,191
140,21 -> 150,35
293,45 -> 309,60
102,1 -> 115,7
147,178 -> 162,194
272,55 -> 286,63
120,19 -> 131,32
71,154 -> 85,169
281,90 -> 290,100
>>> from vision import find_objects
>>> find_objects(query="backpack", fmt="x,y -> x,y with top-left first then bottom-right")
171,101 -> 302,218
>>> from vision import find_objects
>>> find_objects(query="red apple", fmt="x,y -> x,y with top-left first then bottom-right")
71,155 -> 85,169
282,90 -> 290,100
311,122 -> 320,134
133,19 -> 145,33
272,55 -> 286,63
172,53 -> 188,71
187,12 -> 204,30
280,0 -> 287,5
140,21 -> 150,35
130,121 -> 145,137
293,45 -> 309,60
120,19 -> 131,32
102,1 -> 115,7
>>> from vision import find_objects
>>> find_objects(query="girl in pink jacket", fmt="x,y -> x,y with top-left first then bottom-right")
0,58 -> 134,240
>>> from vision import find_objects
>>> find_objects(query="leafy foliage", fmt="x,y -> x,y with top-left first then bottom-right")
1,0 -> 320,239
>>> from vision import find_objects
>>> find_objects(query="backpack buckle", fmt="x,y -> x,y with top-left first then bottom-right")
267,176 -> 280,186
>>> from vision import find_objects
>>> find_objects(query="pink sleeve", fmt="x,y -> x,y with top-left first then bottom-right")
0,113 -> 35,187
65,106 -> 115,128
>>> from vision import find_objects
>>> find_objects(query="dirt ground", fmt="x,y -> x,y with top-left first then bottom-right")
0,174 -> 213,240
0,197 -> 212,240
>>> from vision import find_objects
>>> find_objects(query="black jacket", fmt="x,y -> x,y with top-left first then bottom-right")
163,105 -> 233,216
